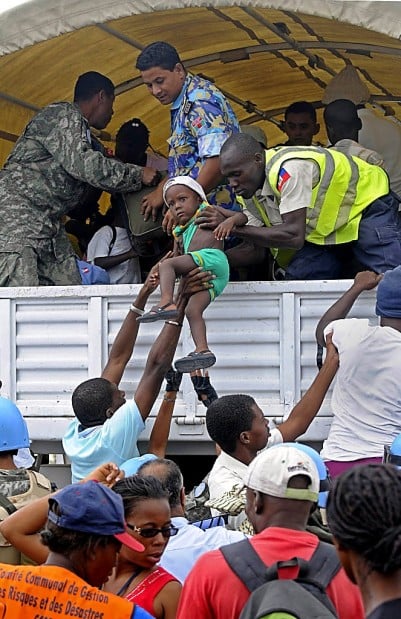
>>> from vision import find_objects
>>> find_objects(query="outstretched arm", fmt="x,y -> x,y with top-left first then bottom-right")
277,333 -> 339,442
147,369 -> 182,457
315,271 -> 381,347
101,254 -> 172,386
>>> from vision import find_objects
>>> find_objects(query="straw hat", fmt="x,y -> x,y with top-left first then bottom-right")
322,65 -> 370,105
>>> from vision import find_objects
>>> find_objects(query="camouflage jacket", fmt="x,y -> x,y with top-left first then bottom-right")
0,102 -> 143,250
0,468 -> 51,564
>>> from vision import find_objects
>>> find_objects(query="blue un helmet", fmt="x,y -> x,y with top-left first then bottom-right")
0,396 -> 30,452
272,442 -> 331,508
383,433 -> 401,468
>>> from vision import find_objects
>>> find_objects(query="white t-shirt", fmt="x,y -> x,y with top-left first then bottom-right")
207,428 -> 283,528
87,225 -> 141,284
321,318 -> 401,461
260,159 -> 320,224
358,107 -> 401,198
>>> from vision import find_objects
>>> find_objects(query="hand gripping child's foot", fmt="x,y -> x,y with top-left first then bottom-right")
174,350 -> 216,373
137,303 -> 179,323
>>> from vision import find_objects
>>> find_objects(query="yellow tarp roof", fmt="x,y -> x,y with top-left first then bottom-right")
1,0 -> 401,164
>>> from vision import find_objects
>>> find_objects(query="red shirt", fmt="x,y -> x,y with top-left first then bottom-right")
177,527 -> 364,619
125,566 -> 177,616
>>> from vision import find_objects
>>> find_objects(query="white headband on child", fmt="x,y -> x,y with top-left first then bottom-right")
163,176 -> 208,206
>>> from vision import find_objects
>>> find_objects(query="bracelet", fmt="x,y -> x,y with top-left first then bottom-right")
165,320 -> 183,327
163,396 -> 176,402
130,304 -> 145,316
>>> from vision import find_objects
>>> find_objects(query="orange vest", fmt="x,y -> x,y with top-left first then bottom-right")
0,563 -> 135,618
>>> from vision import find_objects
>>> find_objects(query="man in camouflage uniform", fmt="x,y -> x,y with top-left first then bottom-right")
0,394 -> 51,564
135,41 -> 240,221
0,71 -> 159,286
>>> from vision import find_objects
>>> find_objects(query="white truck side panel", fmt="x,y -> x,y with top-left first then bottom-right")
0,282 -> 376,454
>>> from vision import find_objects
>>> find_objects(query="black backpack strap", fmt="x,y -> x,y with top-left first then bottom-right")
0,493 -> 17,515
302,541 -> 341,588
220,539 -> 269,592
108,225 -> 117,255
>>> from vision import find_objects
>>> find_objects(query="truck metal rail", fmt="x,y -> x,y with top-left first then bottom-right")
0,281 -> 376,455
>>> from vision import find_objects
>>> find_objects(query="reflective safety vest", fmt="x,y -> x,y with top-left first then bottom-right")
0,563 -> 136,618
0,470 -> 51,565
237,195 -> 295,268
264,146 -> 390,245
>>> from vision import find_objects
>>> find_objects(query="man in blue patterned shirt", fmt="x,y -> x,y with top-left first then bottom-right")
136,41 -> 240,222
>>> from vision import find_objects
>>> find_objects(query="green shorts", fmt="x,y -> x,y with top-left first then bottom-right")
188,248 -> 229,301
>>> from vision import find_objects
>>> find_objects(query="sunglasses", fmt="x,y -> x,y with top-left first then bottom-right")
126,523 -> 179,539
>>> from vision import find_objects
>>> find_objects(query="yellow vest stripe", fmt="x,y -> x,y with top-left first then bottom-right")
264,146 -> 389,245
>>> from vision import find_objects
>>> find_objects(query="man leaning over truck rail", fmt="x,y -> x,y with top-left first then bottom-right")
194,132 -> 401,280
0,71 -> 159,287
63,259 -> 214,482
315,267 -> 401,478
204,333 -> 339,530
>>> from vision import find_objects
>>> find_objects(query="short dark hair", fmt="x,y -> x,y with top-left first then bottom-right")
115,118 -> 150,165
327,464 -> 401,575
71,377 -> 114,427
113,474 -> 169,518
285,101 -> 317,123
136,41 -> 181,72
73,71 -> 115,102
206,394 -> 256,454
323,99 -> 360,129
138,458 -> 183,509
220,133 -> 263,161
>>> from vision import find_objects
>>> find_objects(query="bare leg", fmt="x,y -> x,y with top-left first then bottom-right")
158,255 -> 198,309
185,290 -> 211,352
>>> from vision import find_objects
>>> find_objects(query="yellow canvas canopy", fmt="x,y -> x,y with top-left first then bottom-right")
1,0 -> 401,165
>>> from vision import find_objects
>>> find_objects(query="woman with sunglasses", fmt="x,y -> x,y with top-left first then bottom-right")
104,475 -> 181,619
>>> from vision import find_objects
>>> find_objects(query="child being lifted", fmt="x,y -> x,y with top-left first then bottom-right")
138,176 -> 247,372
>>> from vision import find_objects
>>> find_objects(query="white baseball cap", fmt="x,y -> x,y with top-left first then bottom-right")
163,175 -> 208,206
246,444 -> 319,502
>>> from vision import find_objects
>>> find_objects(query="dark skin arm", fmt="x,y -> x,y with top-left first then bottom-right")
277,332 -> 339,441
315,271 -> 382,347
147,394 -> 176,457
93,247 -> 137,270
147,368 -> 182,457
196,205 -> 306,250
101,254 -> 173,386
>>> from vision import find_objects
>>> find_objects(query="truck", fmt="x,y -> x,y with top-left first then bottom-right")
0,280 -> 377,484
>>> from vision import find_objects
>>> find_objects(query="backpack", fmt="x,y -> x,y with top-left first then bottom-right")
77,225 -> 117,285
220,539 -> 340,619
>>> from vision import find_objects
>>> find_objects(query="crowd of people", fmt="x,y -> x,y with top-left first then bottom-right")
1,39 -> 401,619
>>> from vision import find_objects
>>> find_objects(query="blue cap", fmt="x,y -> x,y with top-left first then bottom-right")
376,265 -> 401,318
274,442 -> 330,508
387,433 -> 401,468
48,481 -> 144,551
121,453 -> 158,476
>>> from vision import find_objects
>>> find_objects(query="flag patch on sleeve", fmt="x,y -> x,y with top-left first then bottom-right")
277,167 -> 291,191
